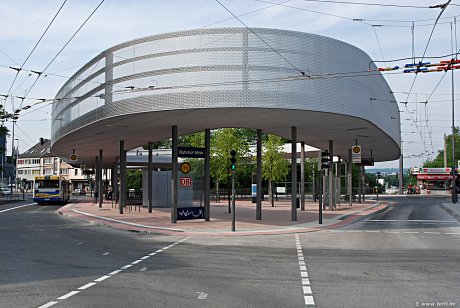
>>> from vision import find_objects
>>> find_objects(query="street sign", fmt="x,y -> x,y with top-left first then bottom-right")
180,177 -> 192,187
178,147 -> 205,158
352,145 -> 361,163
181,162 -> 191,174
70,153 -> 78,162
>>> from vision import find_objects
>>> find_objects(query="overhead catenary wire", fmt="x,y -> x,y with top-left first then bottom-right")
214,0 -> 309,76
6,0 -> 68,100
20,0 -> 105,104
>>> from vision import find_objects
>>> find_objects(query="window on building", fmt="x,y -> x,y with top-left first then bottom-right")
44,169 -> 53,175
75,169 -> 78,176
18,159 -> 24,165
32,170 -> 40,175
32,159 -> 40,164
61,168 -> 69,175
44,158 -> 52,164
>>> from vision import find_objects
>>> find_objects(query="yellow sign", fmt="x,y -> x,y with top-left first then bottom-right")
352,146 -> 361,154
70,153 -> 78,161
181,162 -> 191,174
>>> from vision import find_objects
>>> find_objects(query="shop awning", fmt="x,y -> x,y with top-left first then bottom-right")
417,174 -> 453,180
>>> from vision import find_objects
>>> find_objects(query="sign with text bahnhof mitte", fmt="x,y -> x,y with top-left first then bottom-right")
352,145 -> 361,163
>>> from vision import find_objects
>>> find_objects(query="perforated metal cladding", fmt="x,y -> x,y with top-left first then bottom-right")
52,27 -> 400,149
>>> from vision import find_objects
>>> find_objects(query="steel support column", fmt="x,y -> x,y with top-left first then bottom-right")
291,127 -> 297,221
301,142 -> 305,211
148,142 -> 153,213
205,129 -> 211,221
98,149 -> 103,208
256,129 -> 262,220
119,141 -> 126,214
171,126 -> 178,223
348,149 -> 353,207
328,140 -> 334,211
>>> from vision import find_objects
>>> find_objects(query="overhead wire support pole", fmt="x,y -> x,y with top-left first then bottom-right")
451,21 -> 457,204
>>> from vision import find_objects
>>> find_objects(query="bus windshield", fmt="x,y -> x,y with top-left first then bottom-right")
35,180 -> 60,189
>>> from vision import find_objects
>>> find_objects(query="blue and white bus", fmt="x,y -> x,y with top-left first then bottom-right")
33,176 -> 70,204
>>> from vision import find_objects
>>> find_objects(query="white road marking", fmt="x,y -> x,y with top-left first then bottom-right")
94,275 -> 110,282
0,203 -> 34,213
57,291 -> 80,300
102,252 -> 109,256
139,267 -> 148,272
37,301 -> 58,308
445,232 -> 460,235
78,282 -> 97,290
364,230 -> 380,233
403,231 -> 419,234
304,296 -> 315,306
384,231 -> 400,234
197,292 -> 208,300
295,234 -> 316,307
368,219 -> 455,223
42,237 -> 190,307
424,232 -> 441,234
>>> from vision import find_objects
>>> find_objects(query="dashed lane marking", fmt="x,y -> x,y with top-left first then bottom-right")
78,282 -> 97,290
37,237 -> 190,308
37,301 -> 58,308
295,234 -> 315,307
57,291 -> 79,300
0,203 -> 35,213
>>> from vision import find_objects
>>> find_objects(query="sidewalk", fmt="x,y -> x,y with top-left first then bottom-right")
440,202 -> 460,222
58,198 -> 390,236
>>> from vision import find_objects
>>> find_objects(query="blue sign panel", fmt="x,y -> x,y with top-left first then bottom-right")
177,207 -> 205,220
251,184 -> 257,197
178,147 -> 205,158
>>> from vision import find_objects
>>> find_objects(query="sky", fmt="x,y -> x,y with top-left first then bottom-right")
0,0 -> 459,169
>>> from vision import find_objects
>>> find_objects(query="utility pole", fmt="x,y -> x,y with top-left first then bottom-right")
451,21 -> 457,204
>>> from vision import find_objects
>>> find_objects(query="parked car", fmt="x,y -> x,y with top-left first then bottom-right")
72,188 -> 86,196
0,187 -> 12,195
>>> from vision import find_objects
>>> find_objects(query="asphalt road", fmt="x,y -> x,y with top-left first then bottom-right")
0,196 -> 459,308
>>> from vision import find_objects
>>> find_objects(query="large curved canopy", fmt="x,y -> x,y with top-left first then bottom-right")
51,27 -> 400,167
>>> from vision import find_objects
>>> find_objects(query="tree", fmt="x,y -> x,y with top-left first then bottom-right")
126,169 -> 142,191
211,128 -> 251,201
262,134 -> 289,207
423,128 -> 460,168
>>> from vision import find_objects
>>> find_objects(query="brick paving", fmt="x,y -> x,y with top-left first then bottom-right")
58,197 -> 389,236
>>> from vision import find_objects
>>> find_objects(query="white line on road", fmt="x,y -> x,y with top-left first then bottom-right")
94,275 -> 110,282
403,231 -> 420,234
295,234 -> 316,307
37,237 -> 190,308
109,270 -> 122,275
57,291 -> 80,300
445,233 -> 460,235
102,252 -> 109,255
368,219 -> 455,223
37,301 -> 58,308
424,232 -> 441,234
78,282 -> 97,290
0,203 -> 34,213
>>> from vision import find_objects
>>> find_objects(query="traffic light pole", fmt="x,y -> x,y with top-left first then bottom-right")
231,170 -> 236,232
319,169 -> 323,224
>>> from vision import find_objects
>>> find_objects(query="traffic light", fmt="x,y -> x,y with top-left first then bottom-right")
230,150 -> 237,171
377,172 -> 381,179
321,151 -> 330,169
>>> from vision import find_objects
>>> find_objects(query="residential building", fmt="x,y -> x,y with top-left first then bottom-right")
16,138 -> 89,191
